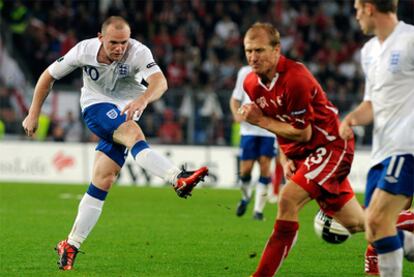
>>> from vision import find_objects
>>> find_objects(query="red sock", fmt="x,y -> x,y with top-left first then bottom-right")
396,210 -> 414,232
272,162 -> 283,195
253,220 -> 299,277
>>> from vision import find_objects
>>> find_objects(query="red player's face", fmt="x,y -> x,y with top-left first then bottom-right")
99,25 -> 130,62
244,30 -> 280,77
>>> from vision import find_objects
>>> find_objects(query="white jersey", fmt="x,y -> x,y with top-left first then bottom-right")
232,66 -> 276,138
361,21 -> 414,165
48,38 -> 161,111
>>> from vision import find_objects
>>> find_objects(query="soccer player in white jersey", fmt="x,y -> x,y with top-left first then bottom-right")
22,16 -> 208,270
230,66 -> 277,220
340,1 -> 414,276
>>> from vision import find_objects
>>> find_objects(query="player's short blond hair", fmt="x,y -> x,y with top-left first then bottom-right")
245,22 -> 280,47
101,16 -> 130,34
359,0 -> 398,13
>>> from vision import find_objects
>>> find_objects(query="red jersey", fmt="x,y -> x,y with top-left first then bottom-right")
243,55 -> 342,160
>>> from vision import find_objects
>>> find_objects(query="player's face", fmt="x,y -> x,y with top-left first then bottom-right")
354,0 -> 375,35
244,31 -> 279,77
99,25 -> 130,62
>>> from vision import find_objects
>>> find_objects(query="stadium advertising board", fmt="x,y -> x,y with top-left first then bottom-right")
0,141 -> 370,192
0,142 -> 87,183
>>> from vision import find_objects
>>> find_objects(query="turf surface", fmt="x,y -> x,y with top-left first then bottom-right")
0,183 -> 413,276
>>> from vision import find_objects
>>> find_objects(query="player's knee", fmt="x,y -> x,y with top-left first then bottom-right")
129,133 -> 145,146
123,127 -> 145,145
115,121 -> 146,147
365,229 -> 375,244
344,220 -> 365,234
278,194 -> 299,216
340,215 -> 365,234
95,171 -> 119,190
365,212 -> 384,234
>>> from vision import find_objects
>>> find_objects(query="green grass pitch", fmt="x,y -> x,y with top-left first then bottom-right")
0,183 -> 413,277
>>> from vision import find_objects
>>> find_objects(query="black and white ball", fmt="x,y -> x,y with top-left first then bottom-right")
314,210 -> 351,244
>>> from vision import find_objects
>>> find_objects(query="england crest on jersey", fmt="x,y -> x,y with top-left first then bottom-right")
117,63 -> 130,78
388,51 -> 401,73
106,109 -> 118,119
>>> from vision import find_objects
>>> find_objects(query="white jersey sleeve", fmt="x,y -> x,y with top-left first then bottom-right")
48,42 -> 83,80
232,66 -> 251,103
360,43 -> 373,102
131,45 -> 161,80
232,66 -> 276,138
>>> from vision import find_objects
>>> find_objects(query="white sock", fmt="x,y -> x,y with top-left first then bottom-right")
240,180 -> 252,201
134,148 -> 180,184
254,182 -> 268,213
402,230 -> 414,262
378,248 -> 403,277
68,193 -> 104,249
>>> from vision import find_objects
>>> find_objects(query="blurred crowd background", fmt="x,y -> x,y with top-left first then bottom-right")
1,0 -> 413,146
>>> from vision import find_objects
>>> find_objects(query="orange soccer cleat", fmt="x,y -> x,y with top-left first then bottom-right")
174,166 -> 209,198
55,240 -> 81,270
365,244 -> 379,275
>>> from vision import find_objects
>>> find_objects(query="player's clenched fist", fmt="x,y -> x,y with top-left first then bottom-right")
338,118 -> 354,140
238,102 -> 263,126
22,114 -> 39,137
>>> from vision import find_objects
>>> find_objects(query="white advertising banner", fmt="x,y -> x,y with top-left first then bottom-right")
0,141 -> 370,192
0,142 -> 87,183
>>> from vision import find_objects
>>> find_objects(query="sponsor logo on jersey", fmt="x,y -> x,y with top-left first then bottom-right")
270,99 -> 278,108
146,62 -> 157,69
256,96 -> 269,109
388,51 -> 401,73
291,109 -> 306,116
106,109 -> 118,119
118,64 -> 130,77
84,66 -> 99,80
276,115 -> 286,122
384,176 -> 398,183
276,96 -> 283,106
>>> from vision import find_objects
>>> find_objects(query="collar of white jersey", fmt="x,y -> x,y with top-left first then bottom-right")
375,21 -> 405,52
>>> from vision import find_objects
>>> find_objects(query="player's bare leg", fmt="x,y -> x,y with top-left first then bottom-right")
332,196 -> 365,234
364,197 -> 413,275
57,152 -> 120,270
364,209 -> 414,275
366,190 -> 414,276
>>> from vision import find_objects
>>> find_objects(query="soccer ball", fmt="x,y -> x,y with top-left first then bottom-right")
313,209 -> 351,244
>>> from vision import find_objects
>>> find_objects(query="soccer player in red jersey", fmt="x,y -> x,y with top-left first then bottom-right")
238,22 -> 366,276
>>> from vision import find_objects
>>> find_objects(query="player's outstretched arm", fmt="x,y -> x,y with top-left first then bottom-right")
339,101 -> 373,140
22,69 -> 55,137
